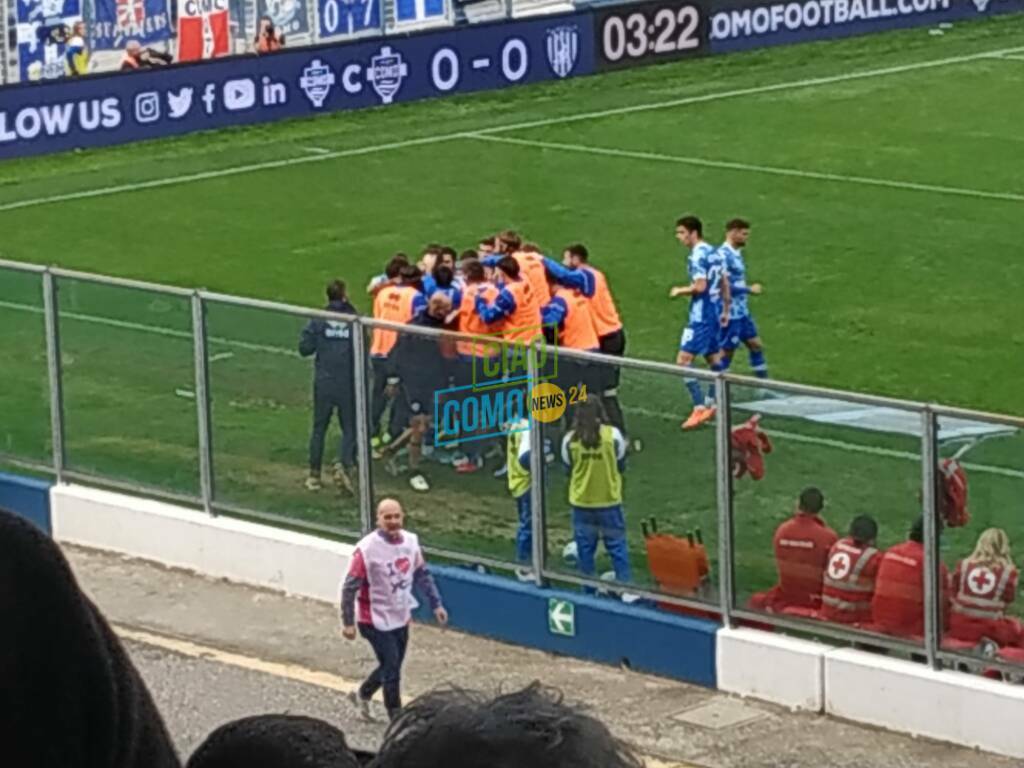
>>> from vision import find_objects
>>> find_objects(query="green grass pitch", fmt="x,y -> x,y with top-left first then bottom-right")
1,15 -> 1022,624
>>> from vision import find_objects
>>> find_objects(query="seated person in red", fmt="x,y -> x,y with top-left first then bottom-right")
749,487 -> 837,614
820,515 -> 882,625
871,516 -> 950,638
948,528 -> 1023,648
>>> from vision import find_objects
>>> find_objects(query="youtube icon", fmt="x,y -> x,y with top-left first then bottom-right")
223,79 -> 256,111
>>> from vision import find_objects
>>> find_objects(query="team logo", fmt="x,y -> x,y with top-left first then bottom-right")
299,58 -> 335,108
972,0 -> 991,11
368,46 -> 407,104
545,25 -> 579,79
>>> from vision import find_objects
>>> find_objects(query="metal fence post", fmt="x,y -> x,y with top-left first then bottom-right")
715,376 -> 735,627
528,344 -> 546,587
921,407 -> 941,669
42,270 -> 66,483
191,293 -> 215,514
351,319 -> 374,534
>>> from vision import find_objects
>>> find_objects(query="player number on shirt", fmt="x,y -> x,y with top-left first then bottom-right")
602,6 -> 699,63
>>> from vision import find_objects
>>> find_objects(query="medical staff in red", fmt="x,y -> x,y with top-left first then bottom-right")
948,528 -> 1023,648
871,516 -> 951,638
749,488 -> 837,614
820,515 -> 882,625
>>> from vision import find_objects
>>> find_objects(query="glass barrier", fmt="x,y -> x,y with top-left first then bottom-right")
729,382 -> 925,649
936,414 -> 1024,675
367,322 -> 519,567
0,268 -> 50,465
205,299 -> 361,534
56,277 -> 199,496
541,352 -> 720,610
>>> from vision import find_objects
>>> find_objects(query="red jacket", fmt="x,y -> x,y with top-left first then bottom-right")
731,415 -> 772,481
871,540 -> 950,638
949,560 -> 1020,645
820,537 -> 882,625
770,514 -> 838,609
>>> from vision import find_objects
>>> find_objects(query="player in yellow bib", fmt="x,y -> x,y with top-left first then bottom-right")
505,418 -> 533,575
560,400 -> 631,586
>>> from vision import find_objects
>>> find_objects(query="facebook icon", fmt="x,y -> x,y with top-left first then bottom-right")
318,0 -> 381,38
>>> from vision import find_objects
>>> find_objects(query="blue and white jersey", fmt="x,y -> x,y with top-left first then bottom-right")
687,241 -> 725,324
719,243 -> 749,320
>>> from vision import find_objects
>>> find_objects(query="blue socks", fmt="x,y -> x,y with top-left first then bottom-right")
750,349 -> 768,379
684,372 -> 704,408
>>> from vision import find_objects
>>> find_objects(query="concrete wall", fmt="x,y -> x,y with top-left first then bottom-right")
51,484 -> 353,603
826,648 -> 1024,760
716,627 -> 825,711
0,471 -> 53,533
49,482 -> 719,687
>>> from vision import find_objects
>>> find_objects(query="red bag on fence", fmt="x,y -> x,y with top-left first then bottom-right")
731,414 -> 773,481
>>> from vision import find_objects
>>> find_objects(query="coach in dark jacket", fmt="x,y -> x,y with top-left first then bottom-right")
299,280 -> 359,493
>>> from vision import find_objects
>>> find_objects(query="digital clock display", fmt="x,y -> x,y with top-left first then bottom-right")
597,1 -> 707,70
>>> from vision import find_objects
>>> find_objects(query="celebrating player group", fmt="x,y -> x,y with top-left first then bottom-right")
670,215 -> 768,430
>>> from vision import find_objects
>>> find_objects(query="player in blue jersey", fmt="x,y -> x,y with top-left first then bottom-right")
670,215 -> 730,430
717,219 -> 768,379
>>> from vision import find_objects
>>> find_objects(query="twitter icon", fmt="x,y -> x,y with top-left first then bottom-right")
167,87 -> 195,119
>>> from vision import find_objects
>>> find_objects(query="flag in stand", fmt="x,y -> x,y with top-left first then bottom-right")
177,0 -> 229,61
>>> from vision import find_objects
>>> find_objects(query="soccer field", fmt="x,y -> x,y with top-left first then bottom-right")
1,15 -> 1022,614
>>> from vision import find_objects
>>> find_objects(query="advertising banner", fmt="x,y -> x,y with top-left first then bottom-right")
594,0 -> 709,70
256,0 -> 311,39
708,0 -> 1024,51
91,0 -> 173,51
0,10 -> 594,159
177,0 -> 231,61
16,0 -> 82,82
316,0 -> 381,40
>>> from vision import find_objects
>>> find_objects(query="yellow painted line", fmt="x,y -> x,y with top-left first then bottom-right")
115,624 -> 702,768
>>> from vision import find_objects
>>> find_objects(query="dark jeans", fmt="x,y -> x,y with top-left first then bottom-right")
308,381 -> 356,472
370,355 -> 404,440
358,623 -> 409,713
598,328 -> 626,435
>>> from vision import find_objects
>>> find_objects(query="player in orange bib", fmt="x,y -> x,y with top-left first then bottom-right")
551,243 -> 628,440
370,260 -> 427,442
474,256 -> 543,346
448,258 -> 505,474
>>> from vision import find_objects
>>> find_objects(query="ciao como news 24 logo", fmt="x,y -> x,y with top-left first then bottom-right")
432,325 -> 589,447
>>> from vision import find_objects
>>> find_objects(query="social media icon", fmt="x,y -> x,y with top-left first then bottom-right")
222,79 -> 256,111
134,91 -> 161,124
167,87 -> 194,119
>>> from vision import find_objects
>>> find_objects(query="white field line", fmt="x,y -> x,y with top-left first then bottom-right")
621,405 -> 1023,480
1,43 -> 1022,214
2,295 -> 1018,479
996,53 -> 1024,61
0,299 -> 299,358
466,134 -> 1024,204
299,145 -> 331,154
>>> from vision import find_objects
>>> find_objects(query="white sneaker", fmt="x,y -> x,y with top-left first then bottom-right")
409,473 -> 431,492
514,567 -> 534,582
349,690 -> 373,722
305,475 -> 322,491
